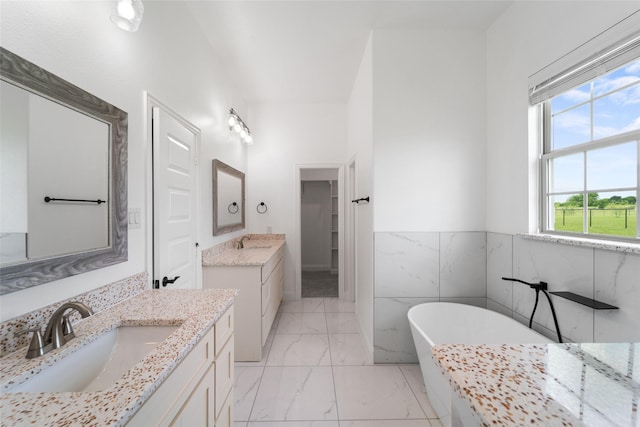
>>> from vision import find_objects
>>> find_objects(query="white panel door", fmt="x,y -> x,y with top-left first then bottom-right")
153,107 -> 198,290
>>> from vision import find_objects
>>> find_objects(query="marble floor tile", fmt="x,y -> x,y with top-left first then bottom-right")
333,365 -> 425,420
323,298 -> 355,313
248,422 -> 339,427
235,367 -> 265,421
340,421 -> 437,427
267,334 -> 331,366
328,334 -> 372,366
326,312 -> 360,333
235,423 -> 247,427
398,364 -> 438,419
281,298 -> 326,313
250,366 -> 338,421
277,312 -> 328,334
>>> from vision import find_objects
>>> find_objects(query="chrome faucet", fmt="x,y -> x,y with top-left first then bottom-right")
42,302 -> 94,352
237,235 -> 250,249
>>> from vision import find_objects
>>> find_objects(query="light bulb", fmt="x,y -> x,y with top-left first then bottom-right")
227,114 -> 237,128
245,134 -> 253,145
111,0 -> 144,31
117,0 -> 136,20
240,128 -> 247,139
234,123 -> 241,133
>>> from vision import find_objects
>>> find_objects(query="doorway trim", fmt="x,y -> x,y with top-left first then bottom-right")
294,164 -> 345,300
346,156 -> 357,302
145,93 -> 201,289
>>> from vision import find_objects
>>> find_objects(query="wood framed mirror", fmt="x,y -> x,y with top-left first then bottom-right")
212,159 -> 245,235
0,47 -> 128,294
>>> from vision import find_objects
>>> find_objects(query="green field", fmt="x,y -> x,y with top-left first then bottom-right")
554,208 -> 637,237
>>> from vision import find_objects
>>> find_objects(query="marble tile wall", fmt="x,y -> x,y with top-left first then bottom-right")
376,230 -> 640,363
486,233 -> 640,343
374,232 -> 486,363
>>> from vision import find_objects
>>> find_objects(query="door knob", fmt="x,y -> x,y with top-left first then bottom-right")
162,276 -> 180,287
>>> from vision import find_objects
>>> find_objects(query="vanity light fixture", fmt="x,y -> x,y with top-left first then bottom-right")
111,0 -> 144,32
228,108 -> 253,145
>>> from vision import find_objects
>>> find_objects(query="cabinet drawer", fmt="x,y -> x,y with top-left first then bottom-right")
215,335 -> 234,418
261,280 -> 271,315
261,259 -> 283,315
215,306 -> 234,356
215,392 -> 233,427
169,363 -> 215,427
261,245 -> 284,282
127,326 -> 215,427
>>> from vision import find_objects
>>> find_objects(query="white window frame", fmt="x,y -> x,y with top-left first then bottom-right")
539,72 -> 640,241
531,12 -> 640,243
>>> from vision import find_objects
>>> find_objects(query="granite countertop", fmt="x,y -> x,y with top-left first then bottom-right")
433,342 -> 640,426
0,289 -> 237,427
202,238 -> 285,266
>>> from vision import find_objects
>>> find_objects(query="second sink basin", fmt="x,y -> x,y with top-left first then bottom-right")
8,325 -> 179,393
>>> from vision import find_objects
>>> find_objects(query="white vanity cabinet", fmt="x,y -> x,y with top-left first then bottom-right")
203,245 -> 284,361
126,306 -> 234,427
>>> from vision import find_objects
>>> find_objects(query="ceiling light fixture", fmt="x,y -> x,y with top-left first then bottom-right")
228,108 -> 253,145
111,0 -> 144,32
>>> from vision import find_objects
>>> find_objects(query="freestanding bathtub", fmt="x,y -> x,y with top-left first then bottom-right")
407,302 -> 552,427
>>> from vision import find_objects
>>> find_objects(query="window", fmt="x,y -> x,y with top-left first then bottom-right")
541,58 -> 640,240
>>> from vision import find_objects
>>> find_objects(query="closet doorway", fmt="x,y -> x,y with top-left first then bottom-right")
296,165 -> 344,299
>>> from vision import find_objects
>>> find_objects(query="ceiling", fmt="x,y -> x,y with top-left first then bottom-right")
185,1 -> 513,103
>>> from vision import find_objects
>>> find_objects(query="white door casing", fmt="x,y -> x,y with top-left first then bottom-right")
295,164 -> 345,299
346,158 -> 356,302
152,106 -> 199,290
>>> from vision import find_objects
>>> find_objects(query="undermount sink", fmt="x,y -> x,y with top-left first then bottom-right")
8,325 -> 179,393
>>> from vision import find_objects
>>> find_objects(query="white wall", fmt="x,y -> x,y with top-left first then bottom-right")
0,1 -> 247,321
347,34 -> 374,350
246,104 -> 348,300
0,82 -> 28,234
485,1 -> 640,235
300,169 -> 338,181
367,28 -> 487,361
482,0 -> 640,349
373,29 -> 487,232
27,95 -> 109,259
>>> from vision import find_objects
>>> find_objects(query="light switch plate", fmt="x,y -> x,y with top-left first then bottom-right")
128,208 -> 141,229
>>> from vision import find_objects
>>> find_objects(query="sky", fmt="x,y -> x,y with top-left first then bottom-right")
549,58 -> 639,198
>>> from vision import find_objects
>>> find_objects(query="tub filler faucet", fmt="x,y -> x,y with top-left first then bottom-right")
502,277 -> 562,343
